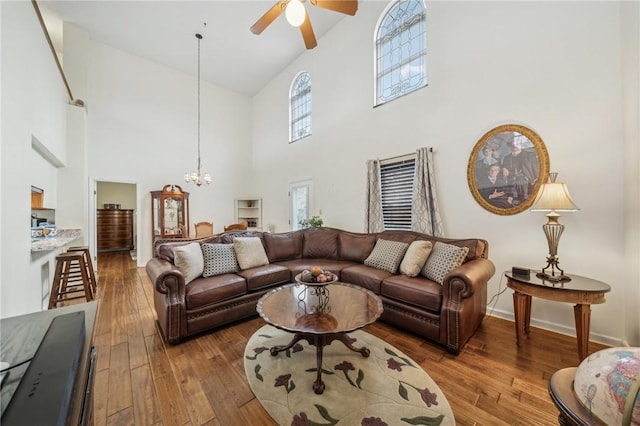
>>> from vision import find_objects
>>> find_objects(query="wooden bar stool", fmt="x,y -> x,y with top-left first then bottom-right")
67,246 -> 97,295
48,252 -> 94,309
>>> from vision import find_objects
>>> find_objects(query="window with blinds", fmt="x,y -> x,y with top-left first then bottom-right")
380,157 -> 416,230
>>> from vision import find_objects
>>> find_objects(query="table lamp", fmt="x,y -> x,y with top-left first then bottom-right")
531,173 -> 579,282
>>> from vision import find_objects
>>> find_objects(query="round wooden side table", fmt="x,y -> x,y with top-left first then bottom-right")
504,270 -> 611,362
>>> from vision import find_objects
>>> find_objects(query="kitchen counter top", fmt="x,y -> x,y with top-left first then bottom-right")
31,229 -> 81,252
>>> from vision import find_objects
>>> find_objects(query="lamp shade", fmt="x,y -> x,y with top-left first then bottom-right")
531,173 -> 579,212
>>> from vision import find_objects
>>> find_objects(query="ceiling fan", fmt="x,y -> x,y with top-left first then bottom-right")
250,0 -> 358,50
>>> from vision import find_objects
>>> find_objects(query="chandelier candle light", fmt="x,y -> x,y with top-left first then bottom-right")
531,172 -> 579,282
184,33 -> 211,186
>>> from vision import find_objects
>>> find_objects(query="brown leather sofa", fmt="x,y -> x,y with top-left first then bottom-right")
146,227 -> 495,354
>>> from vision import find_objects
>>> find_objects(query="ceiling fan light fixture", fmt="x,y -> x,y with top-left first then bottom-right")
285,0 -> 306,27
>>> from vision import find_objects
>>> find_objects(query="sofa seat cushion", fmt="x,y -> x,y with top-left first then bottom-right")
186,274 -> 247,310
236,264 -> 291,291
275,259 -> 358,278
340,264 -> 393,294
381,275 -> 442,312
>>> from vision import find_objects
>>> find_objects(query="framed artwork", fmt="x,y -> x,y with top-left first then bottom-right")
467,124 -> 550,215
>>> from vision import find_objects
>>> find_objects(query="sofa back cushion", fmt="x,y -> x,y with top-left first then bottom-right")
338,232 -> 377,263
263,232 -> 303,262
302,228 -> 339,259
156,240 -> 194,263
377,230 -> 417,245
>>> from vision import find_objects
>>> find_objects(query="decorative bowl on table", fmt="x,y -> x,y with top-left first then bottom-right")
295,267 -> 338,286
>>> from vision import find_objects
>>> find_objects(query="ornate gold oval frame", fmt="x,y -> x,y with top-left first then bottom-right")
467,124 -> 550,215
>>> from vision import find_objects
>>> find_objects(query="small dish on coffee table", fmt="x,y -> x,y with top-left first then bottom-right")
294,272 -> 338,287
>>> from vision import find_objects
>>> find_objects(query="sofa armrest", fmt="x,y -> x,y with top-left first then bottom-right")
145,258 -> 187,343
146,258 -> 186,300
441,258 -> 496,353
442,258 -> 496,301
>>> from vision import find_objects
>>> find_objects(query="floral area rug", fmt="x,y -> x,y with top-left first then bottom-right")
244,325 -> 455,426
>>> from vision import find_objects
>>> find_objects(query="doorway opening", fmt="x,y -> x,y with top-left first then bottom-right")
289,178 -> 314,231
91,180 -> 138,269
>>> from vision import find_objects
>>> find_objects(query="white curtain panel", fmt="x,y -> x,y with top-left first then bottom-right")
365,159 -> 384,233
412,147 -> 444,237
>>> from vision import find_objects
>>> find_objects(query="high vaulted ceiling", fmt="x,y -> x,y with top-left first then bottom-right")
39,0 -> 354,97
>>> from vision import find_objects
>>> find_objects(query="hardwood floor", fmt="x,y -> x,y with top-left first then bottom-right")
91,251 -> 608,426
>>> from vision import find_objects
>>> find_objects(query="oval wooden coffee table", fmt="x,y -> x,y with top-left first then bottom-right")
256,282 -> 383,394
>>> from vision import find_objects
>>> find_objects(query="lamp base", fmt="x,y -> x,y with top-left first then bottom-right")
536,271 -> 572,282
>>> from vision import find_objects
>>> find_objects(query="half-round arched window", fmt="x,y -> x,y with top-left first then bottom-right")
289,71 -> 312,142
374,0 -> 427,106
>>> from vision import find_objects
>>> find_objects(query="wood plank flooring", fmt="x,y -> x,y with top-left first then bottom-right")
90,251 -> 608,425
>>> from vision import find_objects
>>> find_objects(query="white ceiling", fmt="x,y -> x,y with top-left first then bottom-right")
39,0 -> 352,97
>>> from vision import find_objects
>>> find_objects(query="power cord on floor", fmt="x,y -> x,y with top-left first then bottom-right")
0,358 -> 32,373
487,273 -> 509,317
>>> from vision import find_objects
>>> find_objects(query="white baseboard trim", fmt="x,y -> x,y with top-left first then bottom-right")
487,309 -> 626,348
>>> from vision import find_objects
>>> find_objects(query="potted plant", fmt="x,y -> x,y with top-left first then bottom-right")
308,216 -> 323,227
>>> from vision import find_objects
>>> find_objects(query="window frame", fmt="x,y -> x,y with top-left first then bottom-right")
373,0 -> 428,107
289,71 -> 312,143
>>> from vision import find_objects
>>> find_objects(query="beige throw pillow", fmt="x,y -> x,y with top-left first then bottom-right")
421,242 -> 469,284
399,240 -> 433,277
233,237 -> 269,270
173,242 -> 204,284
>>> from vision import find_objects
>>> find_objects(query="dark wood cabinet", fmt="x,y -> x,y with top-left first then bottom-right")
151,184 -> 190,243
97,209 -> 134,252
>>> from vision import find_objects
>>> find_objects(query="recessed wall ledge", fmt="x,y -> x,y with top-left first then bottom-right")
31,229 -> 81,252
32,134 -> 65,168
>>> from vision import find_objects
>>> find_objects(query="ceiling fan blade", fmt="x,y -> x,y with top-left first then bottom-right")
250,0 -> 288,35
311,0 -> 358,16
300,13 -> 317,49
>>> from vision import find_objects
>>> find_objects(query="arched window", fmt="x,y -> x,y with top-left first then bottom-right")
289,72 -> 312,142
374,0 -> 427,106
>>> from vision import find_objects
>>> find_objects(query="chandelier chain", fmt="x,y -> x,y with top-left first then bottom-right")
197,33 -> 201,173
184,32 -> 210,186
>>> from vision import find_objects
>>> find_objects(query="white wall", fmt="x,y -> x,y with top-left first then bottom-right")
86,43 -> 253,264
621,0 -> 640,345
252,1 -> 638,346
1,1 -> 69,317
97,182 -> 136,210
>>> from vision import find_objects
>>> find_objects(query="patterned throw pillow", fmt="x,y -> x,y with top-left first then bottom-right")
233,237 -> 270,270
173,242 -> 204,284
421,242 -> 469,284
399,240 -> 433,277
202,243 -> 239,277
364,239 -> 410,273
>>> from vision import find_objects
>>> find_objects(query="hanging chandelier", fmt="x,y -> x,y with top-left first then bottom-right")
184,33 -> 211,186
